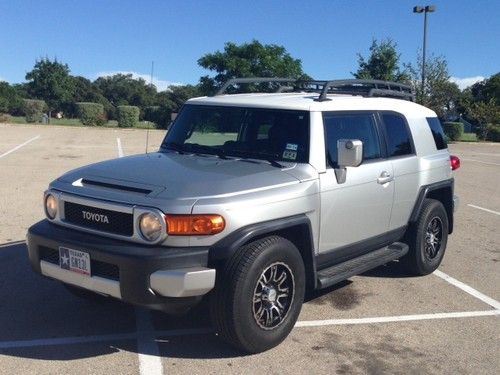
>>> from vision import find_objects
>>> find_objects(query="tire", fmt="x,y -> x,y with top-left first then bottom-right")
63,284 -> 110,303
210,235 -> 305,353
403,198 -> 449,275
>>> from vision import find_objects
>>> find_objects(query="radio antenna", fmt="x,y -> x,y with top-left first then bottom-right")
146,61 -> 154,154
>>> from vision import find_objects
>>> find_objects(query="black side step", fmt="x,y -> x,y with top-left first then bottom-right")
316,242 -> 409,289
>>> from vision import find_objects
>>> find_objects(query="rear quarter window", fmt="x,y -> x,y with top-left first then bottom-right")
381,113 -> 414,157
426,117 -> 447,150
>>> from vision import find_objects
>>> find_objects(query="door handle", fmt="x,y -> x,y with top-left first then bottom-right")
377,171 -> 394,184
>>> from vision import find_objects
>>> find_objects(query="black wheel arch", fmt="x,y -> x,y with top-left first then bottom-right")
209,215 -> 317,291
410,179 -> 454,234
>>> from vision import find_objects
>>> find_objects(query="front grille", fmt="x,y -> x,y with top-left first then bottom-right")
64,201 -> 133,236
39,246 -> 120,281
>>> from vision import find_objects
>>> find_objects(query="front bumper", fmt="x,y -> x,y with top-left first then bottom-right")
27,220 -> 215,314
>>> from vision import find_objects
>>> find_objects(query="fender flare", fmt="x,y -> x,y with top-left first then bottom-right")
409,178 -> 454,233
208,214 -> 317,289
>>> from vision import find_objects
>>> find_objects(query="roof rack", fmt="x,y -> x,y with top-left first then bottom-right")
214,77 -> 415,102
215,78 -> 297,96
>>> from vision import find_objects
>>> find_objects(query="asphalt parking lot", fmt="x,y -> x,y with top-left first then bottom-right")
0,123 -> 498,374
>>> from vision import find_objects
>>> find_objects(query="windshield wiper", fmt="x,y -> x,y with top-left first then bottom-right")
162,142 -> 186,154
186,144 -> 229,160
227,150 -> 284,168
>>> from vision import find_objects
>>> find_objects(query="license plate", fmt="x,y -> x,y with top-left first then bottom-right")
59,247 -> 91,276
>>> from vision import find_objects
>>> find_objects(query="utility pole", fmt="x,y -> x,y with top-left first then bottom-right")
413,5 -> 436,104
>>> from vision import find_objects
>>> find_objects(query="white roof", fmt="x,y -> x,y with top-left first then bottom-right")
187,93 -> 436,117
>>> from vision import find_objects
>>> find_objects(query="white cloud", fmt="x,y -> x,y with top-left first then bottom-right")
92,71 -> 183,91
449,76 -> 485,90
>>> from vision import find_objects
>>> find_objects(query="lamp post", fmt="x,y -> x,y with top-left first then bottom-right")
413,5 -> 436,104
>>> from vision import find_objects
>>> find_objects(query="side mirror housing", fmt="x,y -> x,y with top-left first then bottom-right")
334,139 -> 363,184
337,139 -> 363,167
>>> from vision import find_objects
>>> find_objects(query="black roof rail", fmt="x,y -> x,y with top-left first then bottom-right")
214,77 -> 415,102
302,79 -> 415,102
215,77 -> 296,96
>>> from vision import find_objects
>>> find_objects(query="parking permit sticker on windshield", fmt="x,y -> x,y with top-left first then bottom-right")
283,150 -> 297,160
286,143 -> 298,151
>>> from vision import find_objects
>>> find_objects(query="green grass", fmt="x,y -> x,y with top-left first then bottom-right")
3,116 -> 157,129
459,133 -> 478,142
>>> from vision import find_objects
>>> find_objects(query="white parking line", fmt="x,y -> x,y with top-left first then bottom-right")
136,308 -> 163,375
116,139 -> 163,375
461,152 -> 500,157
434,270 -> 500,310
467,204 -> 500,216
295,310 -> 500,328
0,135 -> 40,159
460,158 -> 500,166
0,311 -> 497,350
116,138 -> 124,158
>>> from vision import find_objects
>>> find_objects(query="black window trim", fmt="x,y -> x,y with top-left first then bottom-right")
322,110 -> 386,168
376,110 -> 417,159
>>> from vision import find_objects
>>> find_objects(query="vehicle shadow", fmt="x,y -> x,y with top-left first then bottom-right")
0,241 -> 413,361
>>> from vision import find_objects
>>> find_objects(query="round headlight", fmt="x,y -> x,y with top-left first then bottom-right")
45,194 -> 58,219
139,213 -> 163,242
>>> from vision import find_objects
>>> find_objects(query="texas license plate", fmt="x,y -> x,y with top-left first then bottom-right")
59,247 -> 91,276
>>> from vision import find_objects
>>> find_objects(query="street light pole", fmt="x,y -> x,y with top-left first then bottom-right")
413,5 -> 436,104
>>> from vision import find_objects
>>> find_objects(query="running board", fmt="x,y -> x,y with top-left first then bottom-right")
316,242 -> 409,289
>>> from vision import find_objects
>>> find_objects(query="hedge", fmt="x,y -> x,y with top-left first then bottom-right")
117,105 -> 139,128
76,102 -> 106,126
143,105 -> 171,129
443,122 -> 463,141
23,99 -> 46,123
486,125 -> 500,142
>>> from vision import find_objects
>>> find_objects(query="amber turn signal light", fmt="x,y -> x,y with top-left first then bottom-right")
165,214 -> 225,235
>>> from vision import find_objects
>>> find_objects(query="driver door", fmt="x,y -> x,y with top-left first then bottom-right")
318,112 -> 394,262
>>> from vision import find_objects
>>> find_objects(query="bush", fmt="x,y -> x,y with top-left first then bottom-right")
117,105 -> 139,128
486,125 -> 500,142
143,105 -> 172,129
0,113 -> 11,123
23,99 -> 46,123
443,122 -> 463,141
76,102 -> 106,126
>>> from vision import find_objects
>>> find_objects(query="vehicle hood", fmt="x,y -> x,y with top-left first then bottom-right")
56,152 -> 306,200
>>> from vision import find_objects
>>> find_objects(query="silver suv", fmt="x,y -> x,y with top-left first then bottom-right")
27,78 -> 460,353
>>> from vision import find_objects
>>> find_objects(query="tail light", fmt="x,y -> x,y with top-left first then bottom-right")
165,214 -> 225,235
450,155 -> 460,170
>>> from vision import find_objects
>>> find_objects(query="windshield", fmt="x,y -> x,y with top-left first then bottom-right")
161,105 -> 310,163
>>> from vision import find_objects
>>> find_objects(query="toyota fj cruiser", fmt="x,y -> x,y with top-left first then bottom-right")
27,78 -> 460,353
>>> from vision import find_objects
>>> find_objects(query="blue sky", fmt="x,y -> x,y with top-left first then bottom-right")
1,0 -> 499,90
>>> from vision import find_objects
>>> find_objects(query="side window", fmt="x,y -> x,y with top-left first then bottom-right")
323,113 -> 381,166
381,113 -> 413,157
426,117 -> 447,150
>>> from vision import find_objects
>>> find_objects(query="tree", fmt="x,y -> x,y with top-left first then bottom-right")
353,39 -> 409,82
94,74 -> 157,119
466,99 -> 500,140
0,81 -> 22,114
469,73 -> 500,104
166,85 -> 201,112
458,73 -> 500,139
25,58 -> 75,114
407,54 -> 461,118
69,76 -> 111,118
197,40 -> 309,95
